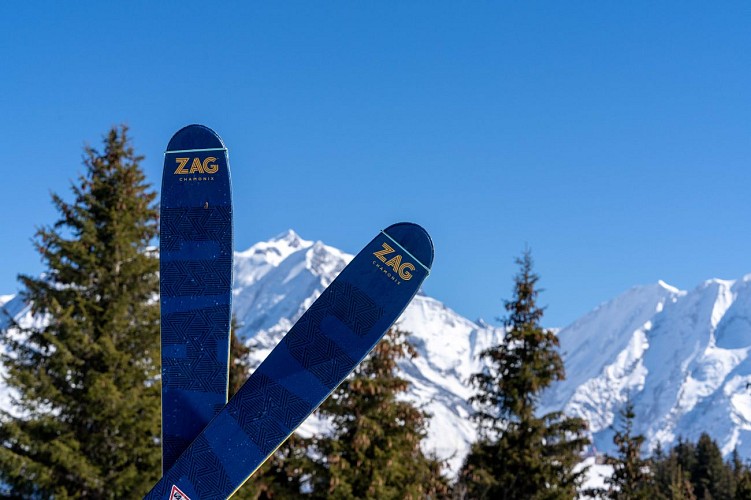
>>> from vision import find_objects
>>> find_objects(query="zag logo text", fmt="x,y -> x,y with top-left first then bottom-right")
373,242 -> 416,282
173,157 -> 219,175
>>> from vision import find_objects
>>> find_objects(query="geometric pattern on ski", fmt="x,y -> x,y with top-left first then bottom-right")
160,124 -> 233,473
146,222 -> 433,499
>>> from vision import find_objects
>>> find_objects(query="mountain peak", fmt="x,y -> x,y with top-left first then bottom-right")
270,229 -> 307,248
8,227 -> 751,480
236,230 -> 312,259
657,279 -> 683,294
0,295 -> 14,308
701,277 -> 736,288
234,230 -> 315,287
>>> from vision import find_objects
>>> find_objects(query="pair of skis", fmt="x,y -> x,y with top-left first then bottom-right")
149,125 -> 433,499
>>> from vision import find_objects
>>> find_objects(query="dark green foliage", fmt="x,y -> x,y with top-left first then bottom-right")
308,327 -> 451,499
732,450 -> 751,500
0,126 -> 160,498
651,435 -> 747,500
694,433 -> 734,500
469,250 -> 564,429
461,413 -> 588,500
669,466 -> 698,500
675,439 -> 700,489
653,439 -> 697,500
650,440 -> 697,499
460,249 -> 589,499
604,401 -> 654,499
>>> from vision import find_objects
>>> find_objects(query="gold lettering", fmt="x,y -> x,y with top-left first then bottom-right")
373,242 -> 395,262
398,262 -> 415,280
203,157 -> 219,174
174,158 -> 190,174
385,254 -> 402,273
189,158 -> 204,174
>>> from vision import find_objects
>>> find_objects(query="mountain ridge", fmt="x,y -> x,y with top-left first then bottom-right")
3,230 -> 751,476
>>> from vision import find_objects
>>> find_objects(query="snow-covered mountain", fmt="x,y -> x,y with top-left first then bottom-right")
230,230 -> 502,474
541,275 -> 751,459
4,230 -> 751,476
228,230 -> 751,469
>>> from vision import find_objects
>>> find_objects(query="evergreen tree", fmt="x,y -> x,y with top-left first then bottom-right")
604,401 -> 654,499
0,126 -> 160,498
669,466 -> 697,500
653,439 -> 699,500
653,442 -> 674,499
652,436 -> 746,500
693,433 -> 734,500
309,327 -> 450,499
653,442 -> 697,500
731,449 -> 751,500
460,249 -> 589,500
675,438 -> 699,485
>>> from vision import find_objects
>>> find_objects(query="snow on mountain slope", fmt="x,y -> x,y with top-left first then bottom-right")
230,231 -> 751,472
234,229 -> 315,288
0,294 -> 34,416
542,274 -> 751,459
4,229 -> 751,478
231,231 -> 501,474
0,295 -> 27,327
235,232 -> 751,468
539,282 -> 683,432
386,294 -> 503,471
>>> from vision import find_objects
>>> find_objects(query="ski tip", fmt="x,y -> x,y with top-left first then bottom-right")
166,124 -> 226,152
382,222 -> 434,271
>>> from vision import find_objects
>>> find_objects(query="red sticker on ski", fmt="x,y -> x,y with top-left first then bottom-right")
169,485 -> 191,500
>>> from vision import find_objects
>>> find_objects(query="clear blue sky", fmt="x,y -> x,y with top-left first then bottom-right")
2,2 -> 750,328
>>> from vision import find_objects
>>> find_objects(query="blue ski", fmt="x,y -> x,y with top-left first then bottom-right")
146,222 -> 433,500
160,125 -> 233,473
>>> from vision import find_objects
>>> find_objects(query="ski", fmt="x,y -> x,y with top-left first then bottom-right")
160,125 -> 233,473
146,222 -> 433,500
